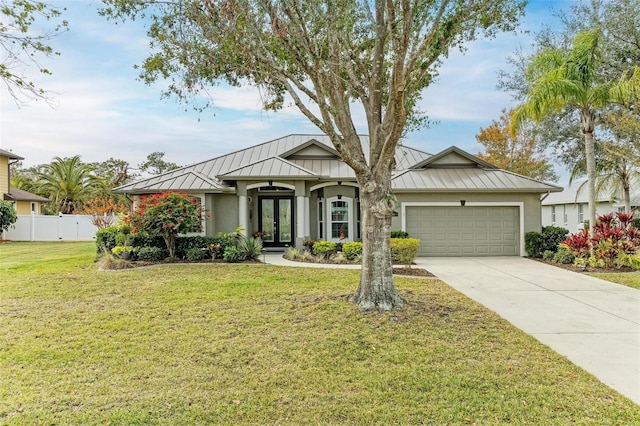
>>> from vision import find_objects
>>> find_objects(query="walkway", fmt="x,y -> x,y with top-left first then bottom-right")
264,253 -> 640,404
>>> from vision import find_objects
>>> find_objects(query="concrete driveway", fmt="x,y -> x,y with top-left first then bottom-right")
416,256 -> 640,405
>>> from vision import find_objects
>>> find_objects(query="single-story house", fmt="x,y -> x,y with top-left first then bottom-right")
114,134 -> 562,256
542,179 -> 640,233
1,149 -> 50,215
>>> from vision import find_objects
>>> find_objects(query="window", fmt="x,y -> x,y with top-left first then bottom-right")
578,204 -> 584,223
356,199 -> 361,240
563,205 -> 568,225
327,196 -> 353,242
551,206 -> 556,224
331,200 -> 349,239
317,198 -> 324,239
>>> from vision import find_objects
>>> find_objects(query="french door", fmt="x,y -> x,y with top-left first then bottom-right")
259,196 -> 293,246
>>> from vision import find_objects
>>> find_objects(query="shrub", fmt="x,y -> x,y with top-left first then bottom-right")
237,237 -> 263,260
131,234 -> 165,250
525,226 -> 569,258
524,232 -> 545,258
390,230 -> 409,238
342,242 -> 363,260
299,250 -> 314,262
563,212 -> 640,268
313,241 -> 337,258
136,246 -> 166,261
542,250 -> 555,261
111,245 -> 134,259
302,239 -> 316,251
391,238 -> 420,268
284,247 -> 301,260
631,218 -> 640,230
185,247 -> 206,261
553,246 -> 575,264
562,229 -> 592,259
616,252 -> 640,270
97,250 -> 134,270
333,252 -> 349,264
542,226 -> 569,250
176,236 -> 209,258
223,245 -> 244,262
127,191 -> 204,258
217,226 -> 245,245
0,199 -> 18,232
96,225 -> 119,255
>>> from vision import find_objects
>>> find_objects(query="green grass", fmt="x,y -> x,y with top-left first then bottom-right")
588,272 -> 640,289
1,242 -> 639,425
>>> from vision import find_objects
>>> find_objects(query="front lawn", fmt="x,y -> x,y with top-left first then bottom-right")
1,242 -> 639,424
588,272 -> 640,289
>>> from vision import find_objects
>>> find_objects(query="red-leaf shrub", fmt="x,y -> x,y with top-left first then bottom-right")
562,229 -> 591,258
562,212 -> 639,268
126,192 -> 203,258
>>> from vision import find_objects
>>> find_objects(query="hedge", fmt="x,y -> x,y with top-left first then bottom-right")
390,237 -> 420,267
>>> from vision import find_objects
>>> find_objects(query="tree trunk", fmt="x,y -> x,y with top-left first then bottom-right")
623,184 -> 631,213
582,112 -> 597,256
164,234 -> 176,258
350,181 -> 404,313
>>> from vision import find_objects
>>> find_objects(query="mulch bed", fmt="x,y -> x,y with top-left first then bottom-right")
283,256 -> 435,277
392,267 -> 436,277
530,257 -> 636,274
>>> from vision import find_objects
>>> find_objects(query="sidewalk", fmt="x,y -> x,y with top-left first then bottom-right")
263,253 -> 640,404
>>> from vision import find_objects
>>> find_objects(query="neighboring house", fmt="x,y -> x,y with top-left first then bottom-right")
0,149 -> 49,214
114,134 -> 561,257
542,179 -> 640,233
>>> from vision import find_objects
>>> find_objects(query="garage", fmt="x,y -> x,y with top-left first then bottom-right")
405,205 -> 520,256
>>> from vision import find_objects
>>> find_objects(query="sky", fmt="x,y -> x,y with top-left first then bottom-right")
1,0 -> 575,181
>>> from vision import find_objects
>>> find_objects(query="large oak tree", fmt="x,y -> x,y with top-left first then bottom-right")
1,0 -> 68,104
102,0 -> 525,312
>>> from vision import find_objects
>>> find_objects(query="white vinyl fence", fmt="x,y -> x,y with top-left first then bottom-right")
3,214 -> 104,241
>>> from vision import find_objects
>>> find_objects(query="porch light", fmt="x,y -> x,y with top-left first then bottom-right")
460,200 -> 466,206
268,180 -> 273,186
337,194 -> 342,200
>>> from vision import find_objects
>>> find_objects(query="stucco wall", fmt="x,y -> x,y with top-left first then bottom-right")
210,194 -> 239,236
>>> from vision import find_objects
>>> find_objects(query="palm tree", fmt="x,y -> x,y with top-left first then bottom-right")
570,140 -> 640,213
511,30 -> 640,250
596,141 -> 640,213
37,156 -> 101,214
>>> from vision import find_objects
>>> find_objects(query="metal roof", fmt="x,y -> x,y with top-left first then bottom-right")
115,170 -> 229,194
542,179 -> 640,205
392,168 -> 562,192
288,158 -> 355,179
114,134 -> 431,193
113,134 -> 557,195
220,157 -> 319,180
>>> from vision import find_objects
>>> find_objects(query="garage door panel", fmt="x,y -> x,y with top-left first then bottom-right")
406,206 -> 519,257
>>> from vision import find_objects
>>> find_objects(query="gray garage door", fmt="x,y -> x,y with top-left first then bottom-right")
406,206 -> 519,256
